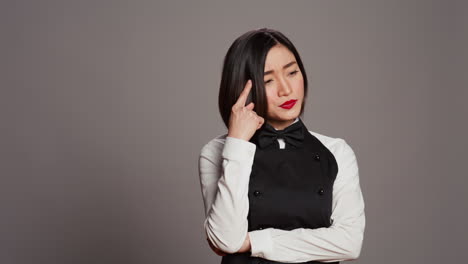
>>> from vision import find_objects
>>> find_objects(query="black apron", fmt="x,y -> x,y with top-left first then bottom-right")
221,119 -> 339,264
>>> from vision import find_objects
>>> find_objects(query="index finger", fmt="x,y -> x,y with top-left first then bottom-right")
234,79 -> 252,107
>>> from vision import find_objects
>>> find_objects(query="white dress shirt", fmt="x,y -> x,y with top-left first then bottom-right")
198,119 -> 366,263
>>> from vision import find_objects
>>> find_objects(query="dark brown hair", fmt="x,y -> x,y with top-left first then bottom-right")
218,28 -> 309,129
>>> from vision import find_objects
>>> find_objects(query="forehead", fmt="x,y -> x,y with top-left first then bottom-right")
264,45 -> 296,70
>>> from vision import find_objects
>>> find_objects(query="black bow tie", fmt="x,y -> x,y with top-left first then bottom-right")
256,119 -> 305,149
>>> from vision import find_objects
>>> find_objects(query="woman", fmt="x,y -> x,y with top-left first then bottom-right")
198,28 -> 365,264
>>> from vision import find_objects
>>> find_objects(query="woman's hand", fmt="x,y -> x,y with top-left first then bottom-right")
227,79 -> 265,141
206,234 -> 251,256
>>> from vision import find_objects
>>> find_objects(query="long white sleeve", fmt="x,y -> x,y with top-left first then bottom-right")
198,136 -> 256,253
248,138 -> 366,263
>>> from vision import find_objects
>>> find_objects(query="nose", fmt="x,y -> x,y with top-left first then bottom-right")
277,77 -> 292,97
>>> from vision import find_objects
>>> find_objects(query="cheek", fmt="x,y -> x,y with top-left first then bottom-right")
265,89 -> 276,103
293,78 -> 304,95
265,90 -> 278,112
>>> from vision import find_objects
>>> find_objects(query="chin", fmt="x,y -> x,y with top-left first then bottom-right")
283,111 -> 301,119
277,116 -> 298,122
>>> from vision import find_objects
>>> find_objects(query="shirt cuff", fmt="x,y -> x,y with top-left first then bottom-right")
222,136 -> 256,161
248,229 -> 273,258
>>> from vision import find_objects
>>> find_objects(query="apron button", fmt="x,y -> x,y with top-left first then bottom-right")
318,188 -> 324,195
253,190 -> 262,197
314,153 -> 320,161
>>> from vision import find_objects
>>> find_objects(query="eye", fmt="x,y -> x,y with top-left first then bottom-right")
264,70 -> 298,85
289,70 -> 299,76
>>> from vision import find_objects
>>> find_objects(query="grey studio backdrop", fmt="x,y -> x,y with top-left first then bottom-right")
1,0 -> 467,264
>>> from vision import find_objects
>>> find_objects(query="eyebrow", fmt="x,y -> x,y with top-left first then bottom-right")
264,61 -> 297,75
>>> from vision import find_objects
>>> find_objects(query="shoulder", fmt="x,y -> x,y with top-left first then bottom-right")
309,130 -> 359,184
198,134 -> 227,166
308,130 -> 356,160
199,131 -> 356,162
201,133 -> 228,150
199,133 -> 228,155
309,130 -> 359,186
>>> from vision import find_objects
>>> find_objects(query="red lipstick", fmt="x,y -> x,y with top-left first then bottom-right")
279,99 -> 297,109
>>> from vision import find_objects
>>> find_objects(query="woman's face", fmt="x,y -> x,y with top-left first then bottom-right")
263,44 -> 304,130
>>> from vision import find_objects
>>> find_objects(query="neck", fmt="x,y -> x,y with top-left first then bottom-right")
267,118 -> 299,130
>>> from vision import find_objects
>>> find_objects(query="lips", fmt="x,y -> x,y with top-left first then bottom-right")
279,99 -> 297,109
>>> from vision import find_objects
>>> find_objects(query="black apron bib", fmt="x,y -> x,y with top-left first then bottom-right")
221,119 -> 339,264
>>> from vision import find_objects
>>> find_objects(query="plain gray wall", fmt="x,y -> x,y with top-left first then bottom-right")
1,0 -> 467,263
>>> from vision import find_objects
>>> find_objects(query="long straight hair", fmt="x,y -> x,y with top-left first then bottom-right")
218,28 -> 309,129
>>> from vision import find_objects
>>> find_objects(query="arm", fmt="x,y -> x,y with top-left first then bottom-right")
206,234 -> 251,256
248,139 -> 366,263
198,136 -> 256,254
